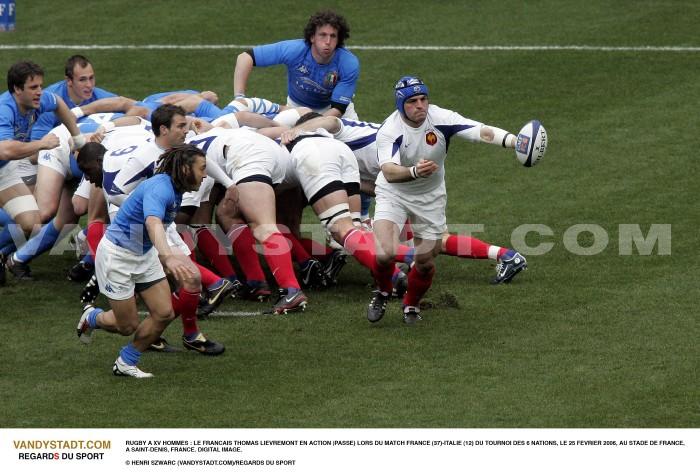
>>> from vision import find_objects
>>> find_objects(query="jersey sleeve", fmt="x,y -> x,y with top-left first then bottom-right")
253,40 -> 303,67
39,92 -> 59,113
0,106 -> 15,140
432,106 -> 483,143
375,119 -> 403,167
331,51 -> 360,106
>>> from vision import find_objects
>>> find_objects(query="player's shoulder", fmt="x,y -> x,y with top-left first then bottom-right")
334,47 -> 359,68
0,93 -> 16,118
377,111 -> 403,135
44,80 -> 66,94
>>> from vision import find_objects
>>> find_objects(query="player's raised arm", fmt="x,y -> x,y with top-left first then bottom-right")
233,51 -> 254,99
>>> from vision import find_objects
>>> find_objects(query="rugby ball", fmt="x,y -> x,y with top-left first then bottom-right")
515,120 -> 547,167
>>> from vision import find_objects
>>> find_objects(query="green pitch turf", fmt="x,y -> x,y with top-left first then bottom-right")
0,1 -> 697,428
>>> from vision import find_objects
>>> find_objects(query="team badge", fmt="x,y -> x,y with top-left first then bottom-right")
425,131 -> 437,146
297,64 -> 309,75
324,71 -> 339,87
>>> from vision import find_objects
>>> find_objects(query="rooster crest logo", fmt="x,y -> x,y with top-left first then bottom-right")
425,131 -> 437,146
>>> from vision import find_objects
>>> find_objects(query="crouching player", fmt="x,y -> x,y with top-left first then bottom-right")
76,145 -> 209,378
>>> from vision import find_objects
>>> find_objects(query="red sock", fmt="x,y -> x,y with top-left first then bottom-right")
299,237 -> 333,258
374,261 -> 394,294
400,219 -> 413,242
395,244 -> 414,264
197,227 -> 236,278
403,266 -> 435,307
262,232 -> 300,289
87,220 -> 106,257
282,232 -> 313,264
177,288 -> 200,336
227,224 -> 266,282
444,235 -> 504,259
342,228 -> 376,271
195,262 -> 220,288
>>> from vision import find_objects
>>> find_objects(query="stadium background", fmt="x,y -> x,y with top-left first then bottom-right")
0,1 -> 697,427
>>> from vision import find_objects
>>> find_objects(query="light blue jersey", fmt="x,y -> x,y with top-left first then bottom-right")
105,174 -> 182,255
0,90 -> 58,169
30,81 -> 116,140
253,39 -> 359,110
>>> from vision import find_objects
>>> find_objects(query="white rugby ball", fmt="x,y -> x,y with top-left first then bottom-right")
515,120 -> 547,167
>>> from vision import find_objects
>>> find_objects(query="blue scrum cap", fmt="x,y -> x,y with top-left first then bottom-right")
394,76 -> 429,116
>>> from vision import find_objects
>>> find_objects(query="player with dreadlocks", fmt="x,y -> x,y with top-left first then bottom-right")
76,144 -> 212,378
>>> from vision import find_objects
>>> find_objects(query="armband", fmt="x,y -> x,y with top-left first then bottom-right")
72,134 -> 86,149
70,106 -> 85,119
502,133 -> 513,148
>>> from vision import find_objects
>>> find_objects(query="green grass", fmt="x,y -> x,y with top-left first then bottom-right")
0,1 -> 698,428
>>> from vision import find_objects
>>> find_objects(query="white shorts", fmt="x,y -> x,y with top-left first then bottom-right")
225,135 -> 286,185
95,237 -> 166,301
0,163 -> 25,192
37,128 -> 73,178
182,175 -> 214,207
373,186 -> 446,241
166,222 -> 191,255
290,137 -> 360,202
73,176 -> 92,200
15,158 -> 38,184
286,96 -> 358,121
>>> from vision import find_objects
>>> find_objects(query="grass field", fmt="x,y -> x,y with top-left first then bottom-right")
0,1 -> 698,428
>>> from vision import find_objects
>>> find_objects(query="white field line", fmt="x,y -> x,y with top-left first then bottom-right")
138,310 -> 264,317
1,44 -> 700,52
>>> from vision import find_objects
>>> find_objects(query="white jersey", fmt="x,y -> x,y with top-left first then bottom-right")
187,127 -> 287,186
101,122 -> 160,208
334,118 -> 382,182
375,105 -> 483,197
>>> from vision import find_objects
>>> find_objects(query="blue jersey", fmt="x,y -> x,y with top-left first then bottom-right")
135,90 -> 223,121
253,39 -> 359,109
105,174 -> 182,254
0,90 -> 59,169
31,80 -> 117,140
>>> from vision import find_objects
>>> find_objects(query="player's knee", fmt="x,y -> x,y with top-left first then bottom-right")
116,322 -> 138,336
180,274 -> 201,292
415,260 -> 435,275
38,207 -> 56,224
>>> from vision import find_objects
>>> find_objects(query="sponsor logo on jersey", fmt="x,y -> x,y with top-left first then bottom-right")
425,131 -> 437,146
324,71 -> 339,88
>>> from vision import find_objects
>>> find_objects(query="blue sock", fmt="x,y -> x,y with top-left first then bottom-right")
360,193 -> 372,218
119,343 -> 141,366
286,286 -> 300,294
14,219 -> 62,263
81,253 -> 95,265
0,224 -> 20,253
247,279 -> 266,288
0,242 -> 16,257
0,208 -> 12,227
87,307 -> 102,329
